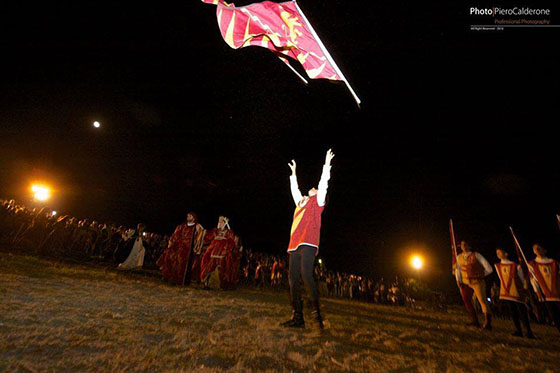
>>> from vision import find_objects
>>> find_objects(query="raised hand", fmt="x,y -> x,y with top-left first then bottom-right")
325,149 -> 335,166
288,159 -> 297,175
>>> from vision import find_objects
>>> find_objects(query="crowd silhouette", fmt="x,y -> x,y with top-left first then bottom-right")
1,198 -> 421,307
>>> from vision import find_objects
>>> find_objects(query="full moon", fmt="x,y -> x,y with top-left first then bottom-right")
93,121 -> 101,128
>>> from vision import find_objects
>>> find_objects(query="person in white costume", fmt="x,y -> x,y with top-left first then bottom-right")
118,223 -> 147,270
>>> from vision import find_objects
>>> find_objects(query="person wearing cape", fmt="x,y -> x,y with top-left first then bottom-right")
200,216 -> 236,289
222,235 -> 243,289
156,212 -> 205,285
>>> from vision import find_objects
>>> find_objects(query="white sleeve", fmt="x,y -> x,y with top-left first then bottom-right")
476,253 -> 493,276
316,165 -> 331,207
517,265 -> 525,283
290,175 -> 303,206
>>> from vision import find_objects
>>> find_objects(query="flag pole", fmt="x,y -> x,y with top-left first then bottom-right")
510,226 -> 531,269
293,1 -> 362,107
449,219 -> 462,286
509,226 -> 545,301
236,6 -> 309,85
282,58 -> 309,84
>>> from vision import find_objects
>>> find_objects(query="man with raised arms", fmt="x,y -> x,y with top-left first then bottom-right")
281,149 -> 334,330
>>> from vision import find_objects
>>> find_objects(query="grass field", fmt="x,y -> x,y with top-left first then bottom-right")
1,251 -> 559,372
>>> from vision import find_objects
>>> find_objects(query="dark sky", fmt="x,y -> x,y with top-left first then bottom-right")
1,1 -> 559,288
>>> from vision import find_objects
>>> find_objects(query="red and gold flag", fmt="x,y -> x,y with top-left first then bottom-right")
202,0 -> 360,104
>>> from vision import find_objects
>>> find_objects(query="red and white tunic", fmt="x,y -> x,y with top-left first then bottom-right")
529,257 -> 560,302
495,260 -> 525,303
455,251 -> 493,285
287,165 -> 331,254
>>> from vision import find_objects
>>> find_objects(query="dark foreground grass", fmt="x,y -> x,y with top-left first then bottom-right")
1,251 -> 559,372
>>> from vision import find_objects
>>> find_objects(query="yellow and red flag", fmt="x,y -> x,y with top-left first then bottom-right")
202,0 -> 360,105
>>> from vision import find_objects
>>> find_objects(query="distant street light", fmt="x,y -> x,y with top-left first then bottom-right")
51,211 -> 57,216
410,254 -> 424,281
93,121 -> 101,128
411,255 -> 424,270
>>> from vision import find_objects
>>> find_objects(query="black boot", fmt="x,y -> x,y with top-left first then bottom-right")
310,300 -> 324,330
482,313 -> 492,330
280,300 -> 305,328
466,312 -> 480,328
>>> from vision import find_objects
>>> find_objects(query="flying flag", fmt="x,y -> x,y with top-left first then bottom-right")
201,0 -> 361,105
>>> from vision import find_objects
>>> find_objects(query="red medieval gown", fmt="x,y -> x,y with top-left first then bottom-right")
224,238 -> 242,288
157,219 -> 204,285
200,227 -> 236,288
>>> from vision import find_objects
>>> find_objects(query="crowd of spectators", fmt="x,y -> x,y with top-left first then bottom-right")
240,247 -> 424,307
0,199 -> 168,269
1,198 -> 425,308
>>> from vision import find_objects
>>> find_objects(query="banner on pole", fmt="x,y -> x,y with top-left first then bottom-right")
201,0 -> 361,105
509,226 -> 545,301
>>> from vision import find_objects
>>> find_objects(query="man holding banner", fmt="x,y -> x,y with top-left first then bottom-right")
495,248 -> 535,338
454,240 -> 494,329
529,243 -> 560,334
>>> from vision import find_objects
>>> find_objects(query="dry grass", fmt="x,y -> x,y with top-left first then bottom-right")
1,251 -> 559,372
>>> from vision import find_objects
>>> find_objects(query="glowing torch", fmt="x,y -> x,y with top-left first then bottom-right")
31,184 -> 51,202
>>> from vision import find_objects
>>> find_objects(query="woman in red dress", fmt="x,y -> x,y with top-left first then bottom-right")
200,216 -> 236,289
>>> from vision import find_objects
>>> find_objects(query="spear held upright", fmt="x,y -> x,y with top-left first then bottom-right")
509,226 -> 545,301
449,219 -> 462,285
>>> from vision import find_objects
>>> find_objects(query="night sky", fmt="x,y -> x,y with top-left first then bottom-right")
1,1 -> 559,289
